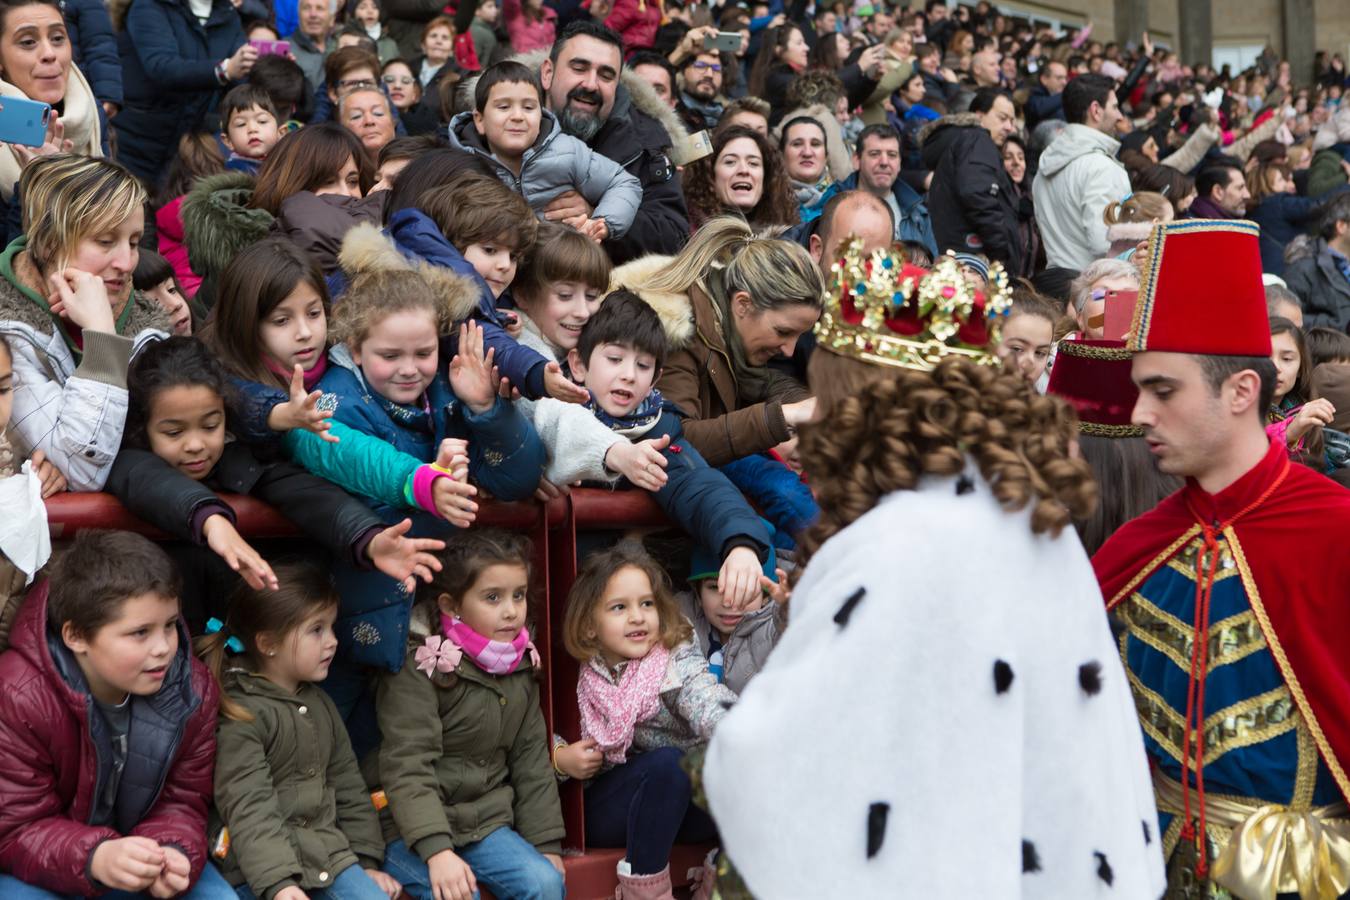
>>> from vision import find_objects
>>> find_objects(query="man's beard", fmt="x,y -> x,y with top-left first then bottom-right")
690,79 -> 718,101
556,86 -> 606,141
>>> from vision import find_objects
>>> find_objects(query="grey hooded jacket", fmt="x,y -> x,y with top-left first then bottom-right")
447,108 -> 643,239
677,590 -> 785,696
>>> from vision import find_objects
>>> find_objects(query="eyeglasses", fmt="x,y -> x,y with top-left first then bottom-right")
690,61 -> 722,72
338,77 -> 377,89
383,74 -> 415,85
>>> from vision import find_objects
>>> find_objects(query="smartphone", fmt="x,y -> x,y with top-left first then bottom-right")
0,97 -> 51,148
249,39 -> 291,56
703,31 -> 742,53
1103,289 -> 1139,341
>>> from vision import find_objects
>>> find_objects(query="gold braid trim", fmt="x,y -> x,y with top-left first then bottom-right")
1232,529 -> 1350,802
1122,595 -> 1264,675
1057,340 -> 1136,361
1080,421 -> 1146,437
1127,670 -> 1296,768
1107,525 -> 1203,609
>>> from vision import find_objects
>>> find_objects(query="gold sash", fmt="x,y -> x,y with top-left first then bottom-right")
1154,769 -> 1350,900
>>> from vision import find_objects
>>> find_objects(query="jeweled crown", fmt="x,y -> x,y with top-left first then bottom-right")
815,240 -> 1014,371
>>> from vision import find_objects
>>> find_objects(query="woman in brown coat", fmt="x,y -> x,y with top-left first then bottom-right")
609,216 -> 822,467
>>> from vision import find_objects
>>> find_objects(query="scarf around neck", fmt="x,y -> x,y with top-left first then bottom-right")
704,265 -> 779,406
440,612 -> 536,676
584,387 -> 665,438
263,352 -> 328,392
577,644 -> 671,764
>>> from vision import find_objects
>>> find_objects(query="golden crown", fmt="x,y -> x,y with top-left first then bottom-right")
815,241 -> 1014,371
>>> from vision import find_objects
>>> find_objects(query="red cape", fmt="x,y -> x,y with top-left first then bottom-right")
1094,440 -> 1350,803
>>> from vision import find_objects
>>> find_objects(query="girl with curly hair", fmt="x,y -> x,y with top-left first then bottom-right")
682,125 -> 799,230
701,247 -> 1166,899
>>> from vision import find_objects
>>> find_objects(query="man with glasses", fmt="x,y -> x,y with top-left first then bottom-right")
674,49 -> 725,133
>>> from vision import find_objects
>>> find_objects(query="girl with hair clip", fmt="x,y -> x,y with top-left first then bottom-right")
1102,191 -> 1172,260
701,245 -> 1165,899
1267,316 -> 1343,472
200,561 -> 409,900
105,335 -> 446,629
201,237 -> 482,535
560,542 -> 736,900
370,530 -> 566,900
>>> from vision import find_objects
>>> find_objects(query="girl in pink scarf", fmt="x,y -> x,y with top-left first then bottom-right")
560,543 -> 736,900
376,529 -> 566,900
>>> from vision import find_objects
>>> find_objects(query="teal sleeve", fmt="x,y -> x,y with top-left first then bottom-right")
282,420 -> 421,510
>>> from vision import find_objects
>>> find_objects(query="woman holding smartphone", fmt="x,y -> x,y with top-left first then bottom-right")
0,153 -> 168,492
0,0 -> 105,203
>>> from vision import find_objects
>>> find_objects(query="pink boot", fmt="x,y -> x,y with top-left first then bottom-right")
614,860 -> 675,900
687,849 -> 718,900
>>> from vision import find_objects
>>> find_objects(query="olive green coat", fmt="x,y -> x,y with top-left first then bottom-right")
370,607 -> 565,862
212,670 -> 385,900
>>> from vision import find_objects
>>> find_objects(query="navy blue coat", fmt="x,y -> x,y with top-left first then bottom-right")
114,0 -> 245,182
1250,187 -> 1350,277
61,0 -> 123,107
720,452 -> 817,550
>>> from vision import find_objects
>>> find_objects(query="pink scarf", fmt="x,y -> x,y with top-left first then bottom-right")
425,612 -> 537,676
263,352 -> 328,391
577,644 -> 670,765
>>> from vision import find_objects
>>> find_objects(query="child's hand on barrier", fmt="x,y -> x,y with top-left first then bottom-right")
202,514 -> 278,590
367,519 -> 445,592
427,848 -> 478,900
555,738 -> 603,780
147,846 -> 191,898
365,869 -> 403,899
89,837 -> 165,894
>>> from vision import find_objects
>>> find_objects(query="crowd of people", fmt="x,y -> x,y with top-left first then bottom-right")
1,0 -> 1350,896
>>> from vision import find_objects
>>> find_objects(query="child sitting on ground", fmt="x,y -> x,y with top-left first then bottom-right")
0,530 -> 235,899
219,84 -> 282,176
566,290 -> 774,609
448,61 -> 642,242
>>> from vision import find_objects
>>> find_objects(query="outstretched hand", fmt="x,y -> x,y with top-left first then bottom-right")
269,364 -> 339,441
449,321 -> 498,414
367,518 -> 445,592
544,361 -> 590,404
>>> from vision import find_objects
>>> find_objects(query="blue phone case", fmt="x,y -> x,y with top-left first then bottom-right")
0,97 -> 51,148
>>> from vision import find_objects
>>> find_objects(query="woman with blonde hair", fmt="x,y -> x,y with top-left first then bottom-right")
610,215 -> 821,466
702,245 -> 1165,899
0,154 -> 167,491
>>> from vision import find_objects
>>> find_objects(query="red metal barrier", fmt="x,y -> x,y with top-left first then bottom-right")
44,490 -> 704,900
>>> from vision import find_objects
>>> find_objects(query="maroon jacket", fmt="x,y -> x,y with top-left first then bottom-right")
0,580 -> 219,895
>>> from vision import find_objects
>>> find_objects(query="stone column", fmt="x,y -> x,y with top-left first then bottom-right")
1178,0 -> 1212,69
1282,0 -> 1316,85
1113,0 -> 1149,52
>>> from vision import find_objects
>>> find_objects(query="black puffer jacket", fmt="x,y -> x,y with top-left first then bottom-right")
919,112 -> 1024,276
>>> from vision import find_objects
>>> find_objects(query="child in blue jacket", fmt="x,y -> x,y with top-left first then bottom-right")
565,290 -> 773,609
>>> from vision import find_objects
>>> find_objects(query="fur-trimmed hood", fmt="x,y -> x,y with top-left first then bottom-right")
608,253 -> 697,351
337,223 -> 481,327
458,47 -> 691,148
916,111 -> 984,148
180,172 -> 273,281
1105,221 -> 1155,247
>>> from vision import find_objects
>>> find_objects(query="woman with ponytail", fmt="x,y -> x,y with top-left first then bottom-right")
609,215 -> 822,467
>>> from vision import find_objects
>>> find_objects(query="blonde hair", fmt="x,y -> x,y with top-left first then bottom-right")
1101,191 -> 1172,226
330,268 -> 454,348
562,543 -> 691,662
21,154 -> 146,276
625,215 -> 823,312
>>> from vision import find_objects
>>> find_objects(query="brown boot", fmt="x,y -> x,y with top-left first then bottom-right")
614,860 -> 675,900
687,849 -> 717,900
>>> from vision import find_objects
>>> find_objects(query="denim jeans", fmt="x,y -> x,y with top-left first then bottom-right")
583,746 -> 717,875
384,828 -> 565,900
0,861 -> 236,899
232,862 -> 389,900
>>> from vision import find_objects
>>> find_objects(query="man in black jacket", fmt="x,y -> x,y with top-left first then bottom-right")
1024,60 -> 1067,131
919,87 -> 1025,275
539,21 -> 691,264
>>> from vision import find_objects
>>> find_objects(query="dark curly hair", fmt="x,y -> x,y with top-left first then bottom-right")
682,125 -> 800,230
796,351 -> 1098,573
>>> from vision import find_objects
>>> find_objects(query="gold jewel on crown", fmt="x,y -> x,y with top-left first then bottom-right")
815,240 -> 1014,371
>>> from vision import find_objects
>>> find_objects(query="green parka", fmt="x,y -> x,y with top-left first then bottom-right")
212,670 -> 386,900
369,606 -> 565,863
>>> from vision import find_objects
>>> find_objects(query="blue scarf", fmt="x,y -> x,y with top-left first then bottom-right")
585,388 -> 665,439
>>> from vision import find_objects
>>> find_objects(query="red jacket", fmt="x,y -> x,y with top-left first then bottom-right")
0,580 -> 220,896
603,0 -> 660,53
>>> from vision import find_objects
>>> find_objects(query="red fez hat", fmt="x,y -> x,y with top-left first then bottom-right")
1127,219 -> 1271,356
1047,339 -> 1142,437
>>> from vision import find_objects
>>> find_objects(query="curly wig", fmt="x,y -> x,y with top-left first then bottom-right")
796,351 -> 1098,573
683,125 -> 800,230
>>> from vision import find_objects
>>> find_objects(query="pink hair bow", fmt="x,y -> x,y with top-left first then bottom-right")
416,634 -> 462,677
